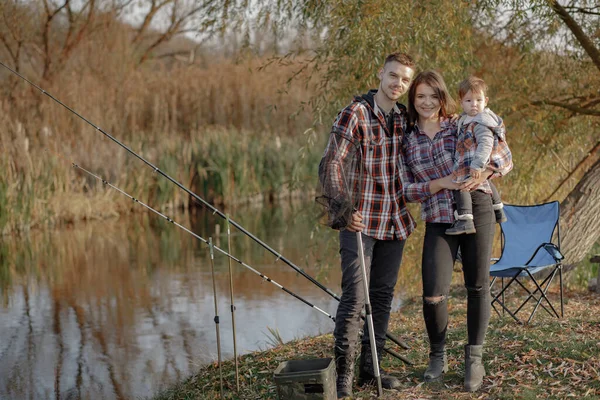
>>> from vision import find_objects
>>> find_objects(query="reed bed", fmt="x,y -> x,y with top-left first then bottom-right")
0,119 -> 321,234
0,50 -> 322,234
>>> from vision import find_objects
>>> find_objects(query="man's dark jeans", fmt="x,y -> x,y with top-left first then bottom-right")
333,230 -> 406,352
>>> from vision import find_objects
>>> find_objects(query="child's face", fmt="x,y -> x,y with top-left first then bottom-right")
460,89 -> 488,117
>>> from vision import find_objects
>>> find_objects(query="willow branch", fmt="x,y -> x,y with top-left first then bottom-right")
549,0 -> 600,73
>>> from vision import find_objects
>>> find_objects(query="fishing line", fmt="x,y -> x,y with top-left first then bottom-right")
53,148 -> 410,364
46,148 -> 337,322
1,61 -> 409,354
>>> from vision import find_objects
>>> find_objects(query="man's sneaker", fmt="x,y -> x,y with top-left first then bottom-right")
445,219 -> 476,235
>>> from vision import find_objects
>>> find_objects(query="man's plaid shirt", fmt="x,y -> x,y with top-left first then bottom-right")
401,119 -> 512,224
323,91 -> 416,240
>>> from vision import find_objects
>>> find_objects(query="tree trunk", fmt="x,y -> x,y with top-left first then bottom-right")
560,157 -> 600,269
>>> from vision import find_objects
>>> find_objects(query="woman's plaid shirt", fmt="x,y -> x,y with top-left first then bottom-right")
325,92 -> 416,240
400,120 -> 457,223
400,119 -> 511,224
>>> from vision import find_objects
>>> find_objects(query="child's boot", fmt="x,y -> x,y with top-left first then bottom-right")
493,203 -> 507,223
446,214 -> 476,235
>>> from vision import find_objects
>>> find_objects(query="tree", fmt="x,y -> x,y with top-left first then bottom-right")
0,0 -> 222,84
261,0 -> 599,267
474,0 -> 600,266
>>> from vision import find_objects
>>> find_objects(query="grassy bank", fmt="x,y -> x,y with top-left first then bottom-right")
153,287 -> 600,400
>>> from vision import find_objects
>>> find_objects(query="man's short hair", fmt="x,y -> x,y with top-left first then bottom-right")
384,52 -> 415,69
458,76 -> 488,99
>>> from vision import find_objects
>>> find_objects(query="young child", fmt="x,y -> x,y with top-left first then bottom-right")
446,76 -> 510,235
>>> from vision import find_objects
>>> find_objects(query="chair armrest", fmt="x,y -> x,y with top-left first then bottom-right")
525,242 -> 563,265
543,243 -> 564,261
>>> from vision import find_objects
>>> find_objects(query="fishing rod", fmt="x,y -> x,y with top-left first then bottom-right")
0,61 -> 409,353
60,155 -> 337,322
62,154 -> 410,365
208,238 -> 224,398
225,217 -> 240,391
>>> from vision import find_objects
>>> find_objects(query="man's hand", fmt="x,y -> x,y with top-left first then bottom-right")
345,211 -> 366,232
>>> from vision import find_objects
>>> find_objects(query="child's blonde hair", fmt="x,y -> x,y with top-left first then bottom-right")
458,76 -> 488,99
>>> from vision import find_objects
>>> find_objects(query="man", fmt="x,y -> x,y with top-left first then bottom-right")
318,52 -> 416,398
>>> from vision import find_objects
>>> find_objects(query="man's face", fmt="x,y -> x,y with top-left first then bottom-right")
460,89 -> 488,117
378,61 -> 414,102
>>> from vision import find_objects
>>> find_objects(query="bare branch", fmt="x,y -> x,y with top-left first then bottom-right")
0,33 -> 17,65
60,0 -> 96,62
135,1 -> 213,65
549,0 -> 600,73
563,5 -> 600,16
132,0 -> 174,44
137,19 -> 184,65
531,99 -> 600,117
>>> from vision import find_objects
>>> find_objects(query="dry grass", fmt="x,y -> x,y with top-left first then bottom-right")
153,288 -> 600,400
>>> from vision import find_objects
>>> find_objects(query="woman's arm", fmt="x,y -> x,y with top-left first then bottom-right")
400,157 -> 461,201
429,174 -> 462,194
399,155 -> 432,203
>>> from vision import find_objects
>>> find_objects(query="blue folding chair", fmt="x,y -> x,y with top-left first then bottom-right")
489,201 -> 564,324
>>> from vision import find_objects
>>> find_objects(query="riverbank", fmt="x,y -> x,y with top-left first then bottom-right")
153,287 -> 600,399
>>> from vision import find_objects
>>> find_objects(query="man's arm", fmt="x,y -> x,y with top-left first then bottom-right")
318,107 -> 362,229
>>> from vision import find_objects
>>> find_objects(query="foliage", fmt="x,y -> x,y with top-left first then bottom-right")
258,0 -> 479,120
255,0 -> 600,264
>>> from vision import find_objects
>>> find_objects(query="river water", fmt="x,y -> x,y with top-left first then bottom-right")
0,203 -> 423,400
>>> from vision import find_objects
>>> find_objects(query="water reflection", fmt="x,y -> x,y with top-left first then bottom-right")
0,203 -> 422,400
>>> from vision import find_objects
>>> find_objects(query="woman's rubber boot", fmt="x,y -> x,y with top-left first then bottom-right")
335,345 -> 355,399
423,344 -> 448,382
464,345 -> 485,392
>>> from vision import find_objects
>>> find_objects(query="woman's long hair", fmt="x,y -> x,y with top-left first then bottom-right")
407,70 -> 457,130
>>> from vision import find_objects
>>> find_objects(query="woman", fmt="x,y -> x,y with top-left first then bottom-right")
400,71 -> 512,392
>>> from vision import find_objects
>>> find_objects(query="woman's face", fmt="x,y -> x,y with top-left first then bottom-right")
414,83 -> 441,121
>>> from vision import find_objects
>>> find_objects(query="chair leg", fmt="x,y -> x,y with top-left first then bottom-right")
559,264 -> 564,317
491,274 -> 524,324
501,278 -> 505,316
514,277 -> 553,318
491,266 -> 563,324
489,277 -> 502,318
512,270 -> 560,320
524,269 -> 561,324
